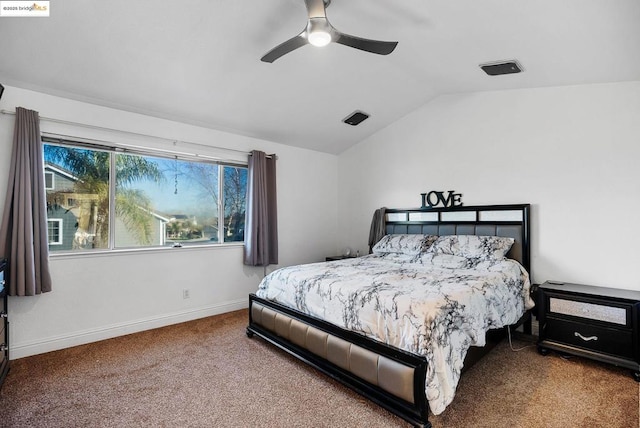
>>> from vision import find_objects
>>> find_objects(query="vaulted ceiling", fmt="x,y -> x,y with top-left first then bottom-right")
1,0 -> 639,154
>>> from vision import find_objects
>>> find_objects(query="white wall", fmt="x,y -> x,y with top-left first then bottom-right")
5,80 -> 639,358
338,81 -> 640,291
0,86 -> 339,358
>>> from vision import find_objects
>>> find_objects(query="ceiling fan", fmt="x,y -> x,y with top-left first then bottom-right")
261,0 -> 398,63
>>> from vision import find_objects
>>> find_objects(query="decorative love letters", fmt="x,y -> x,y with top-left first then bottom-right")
420,191 -> 463,208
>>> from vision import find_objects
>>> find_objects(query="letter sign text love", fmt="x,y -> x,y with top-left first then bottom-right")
420,191 -> 463,208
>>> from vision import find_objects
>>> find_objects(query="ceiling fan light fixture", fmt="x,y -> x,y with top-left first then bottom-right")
308,30 -> 331,47
307,18 -> 332,47
260,0 -> 398,63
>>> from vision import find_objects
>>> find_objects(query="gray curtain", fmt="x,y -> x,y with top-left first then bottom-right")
0,107 -> 52,295
368,207 -> 387,253
244,150 -> 278,267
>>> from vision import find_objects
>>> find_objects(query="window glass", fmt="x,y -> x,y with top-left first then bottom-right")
43,140 -> 247,252
44,171 -> 54,189
115,153 -> 219,248
47,219 -> 63,245
44,144 -> 110,251
223,166 -> 247,242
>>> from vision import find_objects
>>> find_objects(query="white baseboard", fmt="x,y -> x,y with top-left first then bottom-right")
10,299 -> 248,360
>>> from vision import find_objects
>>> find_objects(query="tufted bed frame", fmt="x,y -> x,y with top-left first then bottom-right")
246,204 -> 531,428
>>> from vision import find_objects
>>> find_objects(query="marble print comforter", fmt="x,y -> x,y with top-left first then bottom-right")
256,253 -> 533,415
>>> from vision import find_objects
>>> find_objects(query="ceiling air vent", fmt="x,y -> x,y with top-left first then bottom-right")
479,60 -> 523,76
343,110 -> 369,126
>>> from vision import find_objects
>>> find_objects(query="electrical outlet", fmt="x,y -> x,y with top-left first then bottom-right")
182,289 -> 190,299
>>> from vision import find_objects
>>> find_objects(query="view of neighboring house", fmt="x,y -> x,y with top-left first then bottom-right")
113,211 -> 171,248
44,162 -> 86,251
45,162 -> 166,250
45,161 -> 218,250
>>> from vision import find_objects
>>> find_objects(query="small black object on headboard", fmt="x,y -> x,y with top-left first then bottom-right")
384,204 -> 531,273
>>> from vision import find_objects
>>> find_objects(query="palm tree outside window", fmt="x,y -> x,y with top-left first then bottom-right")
43,138 -> 247,252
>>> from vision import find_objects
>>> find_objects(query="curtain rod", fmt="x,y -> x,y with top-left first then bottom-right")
0,109 -> 274,158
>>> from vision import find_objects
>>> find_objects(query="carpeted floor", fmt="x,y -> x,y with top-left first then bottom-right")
0,309 -> 638,428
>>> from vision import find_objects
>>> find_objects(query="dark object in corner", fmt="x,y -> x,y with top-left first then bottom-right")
343,111 -> 369,126
0,84 -> 4,100
529,283 -> 539,319
480,61 -> 522,76
0,258 -> 9,390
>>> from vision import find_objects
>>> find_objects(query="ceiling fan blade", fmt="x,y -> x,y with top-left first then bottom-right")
261,33 -> 309,63
334,32 -> 398,55
261,0 -> 398,62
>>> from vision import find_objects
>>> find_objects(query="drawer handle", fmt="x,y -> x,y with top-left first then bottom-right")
575,332 -> 598,342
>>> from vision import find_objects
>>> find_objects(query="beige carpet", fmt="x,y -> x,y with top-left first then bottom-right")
0,309 -> 638,428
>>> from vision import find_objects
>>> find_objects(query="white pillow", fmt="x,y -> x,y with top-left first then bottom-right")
426,235 -> 514,262
372,234 -> 438,255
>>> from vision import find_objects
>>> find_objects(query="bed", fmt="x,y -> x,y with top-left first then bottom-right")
246,204 -> 533,428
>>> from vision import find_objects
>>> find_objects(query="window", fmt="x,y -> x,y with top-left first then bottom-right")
44,171 -> 54,190
43,139 -> 247,252
47,219 -> 63,245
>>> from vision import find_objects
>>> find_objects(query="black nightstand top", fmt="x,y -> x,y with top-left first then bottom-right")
325,255 -> 356,261
541,281 -> 640,301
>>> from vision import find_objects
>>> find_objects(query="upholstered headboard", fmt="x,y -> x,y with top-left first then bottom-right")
384,204 -> 531,272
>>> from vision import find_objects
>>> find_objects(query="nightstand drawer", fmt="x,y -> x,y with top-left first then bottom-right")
545,317 -> 634,359
549,296 -> 629,326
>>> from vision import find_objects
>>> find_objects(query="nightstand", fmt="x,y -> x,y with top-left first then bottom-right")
0,259 -> 8,389
537,281 -> 640,381
325,255 -> 356,261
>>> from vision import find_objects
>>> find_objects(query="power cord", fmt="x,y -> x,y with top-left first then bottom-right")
506,325 -> 536,352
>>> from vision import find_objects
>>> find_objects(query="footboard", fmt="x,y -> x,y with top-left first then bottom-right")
246,294 -> 431,428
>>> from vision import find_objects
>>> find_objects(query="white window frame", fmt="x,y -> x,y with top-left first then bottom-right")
43,136 -> 247,254
47,219 -> 63,245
